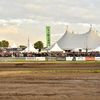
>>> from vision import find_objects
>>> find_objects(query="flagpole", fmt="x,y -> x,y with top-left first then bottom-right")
28,37 -> 29,53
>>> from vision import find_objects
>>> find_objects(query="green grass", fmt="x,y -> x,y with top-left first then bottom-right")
0,60 -> 100,64
1,61 -> 100,64
1,70 -> 100,73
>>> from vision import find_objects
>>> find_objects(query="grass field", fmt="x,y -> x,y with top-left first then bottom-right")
0,70 -> 100,73
0,61 -> 100,73
1,60 -> 100,64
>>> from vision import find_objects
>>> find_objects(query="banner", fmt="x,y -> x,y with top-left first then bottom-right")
36,57 -> 45,61
76,57 -> 85,61
85,57 -> 95,61
56,57 -> 66,61
6,48 -> 22,51
26,57 -> 45,61
26,57 -> 36,61
46,26 -> 51,46
2,48 -> 6,51
95,57 -> 100,61
66,57 -> 73,61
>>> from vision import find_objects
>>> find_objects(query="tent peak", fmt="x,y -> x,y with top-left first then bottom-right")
11,43 -> 17,48
23,42 -> 38,53
49,43 -> 63,52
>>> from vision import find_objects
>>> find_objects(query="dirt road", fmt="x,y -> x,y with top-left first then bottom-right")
0,63 -> 100,71
0,63 -> 100,100
0,72 -> 100,100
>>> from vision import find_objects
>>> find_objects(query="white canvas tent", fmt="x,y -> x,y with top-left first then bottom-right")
92,46 -> 100,52
71,48 -> 85,52
49,43 -> 64,52
23,43 -> 38,52
7,43 -> 22,52
40,49 -> 47,53
11,43 -> 18,48
49,26 -> 100,50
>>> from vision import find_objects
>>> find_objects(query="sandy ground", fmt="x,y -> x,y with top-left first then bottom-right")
0,63 -> 100,100
0,63 -> 100,71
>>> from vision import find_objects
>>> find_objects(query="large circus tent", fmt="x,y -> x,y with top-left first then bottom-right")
49,25 -> 100,51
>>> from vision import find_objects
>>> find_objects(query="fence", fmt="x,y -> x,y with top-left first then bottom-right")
0,57 -> 100,61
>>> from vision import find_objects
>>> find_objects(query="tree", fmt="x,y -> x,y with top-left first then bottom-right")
19,45 -> 27,50
0,41 -> 2,51
34,41 -> 44,49
0,40 -> 9,47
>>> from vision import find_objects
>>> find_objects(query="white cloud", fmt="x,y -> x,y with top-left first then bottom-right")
0,0 -> 100,46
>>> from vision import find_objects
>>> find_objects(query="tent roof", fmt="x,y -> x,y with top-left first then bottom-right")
11,43 -> 17,48
71,48 -> 85,52
49,43 -> 63,52
92,46 -> 100,52
23,43 -> 38,52
50,26 -> 100,50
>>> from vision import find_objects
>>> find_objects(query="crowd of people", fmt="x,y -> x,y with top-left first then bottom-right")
0,51 -> 100,57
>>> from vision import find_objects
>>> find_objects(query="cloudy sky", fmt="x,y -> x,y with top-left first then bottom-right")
0,0 -> 100,47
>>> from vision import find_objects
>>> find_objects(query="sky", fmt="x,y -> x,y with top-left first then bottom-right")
0,0 -> 100,47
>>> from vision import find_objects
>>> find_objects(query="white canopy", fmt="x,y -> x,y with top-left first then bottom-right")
11,43 -> 17,48
23,43 -> 38,52
71,48 -> 85,52
49,26 -> 100,50
40,49 -> 47,53
49,43 -> 64,52
92,46 -> 100,52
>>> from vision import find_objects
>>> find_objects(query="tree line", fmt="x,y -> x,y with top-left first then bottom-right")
0,40 -> 44,50
0,40 -> 9,47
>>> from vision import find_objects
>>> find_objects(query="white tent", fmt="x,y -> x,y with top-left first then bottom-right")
49,43 -> 64,52
71,48 -> 85,52
11,43 -> 18,48
92,46 -> 100,52
49,26 -> 100,50
40,49 -> 48,53
23,43 -> 38,52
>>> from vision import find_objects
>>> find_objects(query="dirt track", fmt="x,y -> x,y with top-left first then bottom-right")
0,63 -> 100,71
0,63 -> 100,100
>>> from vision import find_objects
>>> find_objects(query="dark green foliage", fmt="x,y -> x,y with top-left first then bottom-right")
0,40 -> 9,47
19,45 -> 27,50
34,41 -> 44,49
0,41 -> 2,47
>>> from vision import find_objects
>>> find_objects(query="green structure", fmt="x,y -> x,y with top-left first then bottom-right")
46,26 -> 51,47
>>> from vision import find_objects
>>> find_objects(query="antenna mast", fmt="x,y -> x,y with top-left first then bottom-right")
86,37 -> 88,54
28,37 -> 29,53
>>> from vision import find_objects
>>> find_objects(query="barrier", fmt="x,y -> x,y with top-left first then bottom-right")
85,57 -> 95,61
56,57 -> 66,61
0,57 -> 100,62
76,57 -> 85,61
72,57 -> 76,61
46,57 -> 56,61
66,57 -> 73,61
26,57 -> 46,61
26,57 -> 36,61
95,57 -> 100,61
0,57 -> 26,61
36,57 -> 45,61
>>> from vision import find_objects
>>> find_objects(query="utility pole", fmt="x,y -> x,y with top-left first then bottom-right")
28,37 -> 29,53
86,37 -> 88,54
84,42 -> 85,49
